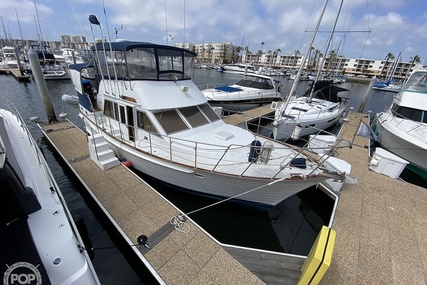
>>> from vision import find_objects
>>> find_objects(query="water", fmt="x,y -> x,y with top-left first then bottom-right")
0,70 -> 395,283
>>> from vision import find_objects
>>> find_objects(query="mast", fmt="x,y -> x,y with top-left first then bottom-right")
275,0 -> 329,114
308,0 -> 344,101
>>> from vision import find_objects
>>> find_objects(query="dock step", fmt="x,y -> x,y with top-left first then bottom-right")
88,134 -> 120,170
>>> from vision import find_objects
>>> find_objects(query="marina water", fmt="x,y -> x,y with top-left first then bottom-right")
0,69 -> 397,284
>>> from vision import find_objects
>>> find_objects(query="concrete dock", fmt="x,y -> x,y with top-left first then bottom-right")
39,120 -> 265,285
0,68 -> 30,82
38,109 -> 427,284
321,112 -> 427,285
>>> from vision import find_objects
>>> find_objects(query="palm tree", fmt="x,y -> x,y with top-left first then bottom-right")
257,49 -> 263,64
313,49 -> 321,71
380,52 -> 395,79
409,55 -> 421,70
326,50 -> 337,74
307,46 -> 315,71
272,48 -> 281,67
292,50 -> 300,70
261,42 -> 265,54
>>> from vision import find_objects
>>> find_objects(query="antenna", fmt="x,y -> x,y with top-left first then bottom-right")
165,0 -> 168,44
114,25 -> 123,39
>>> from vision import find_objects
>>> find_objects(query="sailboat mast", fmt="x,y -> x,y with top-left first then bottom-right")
308,0 -> 344,101
284,0 -> 329,105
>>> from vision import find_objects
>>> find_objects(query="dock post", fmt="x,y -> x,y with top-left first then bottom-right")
28,47 -> 57,123
358,76 -> 376,113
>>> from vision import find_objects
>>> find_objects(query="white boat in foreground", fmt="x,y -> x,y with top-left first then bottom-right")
200,73 -> 283,112
0,97 -> 99,284
68,34 -> 350,207
372,69 -> 427,177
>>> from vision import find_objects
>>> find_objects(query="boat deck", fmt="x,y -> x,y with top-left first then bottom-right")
38,120 -> 265,285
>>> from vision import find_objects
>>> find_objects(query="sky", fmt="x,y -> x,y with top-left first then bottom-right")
0,0 -> 426,63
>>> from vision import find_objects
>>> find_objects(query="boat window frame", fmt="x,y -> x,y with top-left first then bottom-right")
178,106 -> 210,128
198,103 -> 221,122
391,103 -> 426,123
154,109 -> 189,134
136,110 -> 160,135
103,99 -> 118,120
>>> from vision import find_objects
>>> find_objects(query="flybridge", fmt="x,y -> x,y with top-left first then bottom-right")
89,40 -> 197,81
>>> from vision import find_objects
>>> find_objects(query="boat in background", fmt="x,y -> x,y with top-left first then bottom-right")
372,69 -> 427,179
272,0 -> 350,141
0,96 -> 100,284
373,52 -> 402,93
24,44 -> 70,80
200,73 -> 283,112
272,80 -> 350,140
220,63 -> 257,74
0,46 -> 19,69
68,35 -> 349,207
373,79 -> 401,93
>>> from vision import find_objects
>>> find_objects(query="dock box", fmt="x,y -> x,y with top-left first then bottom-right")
369,147 -> 409,179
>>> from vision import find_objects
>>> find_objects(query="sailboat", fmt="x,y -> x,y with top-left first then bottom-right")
66,14 -> 351,207
373,52 -> 402,93
271,0 -> 350,141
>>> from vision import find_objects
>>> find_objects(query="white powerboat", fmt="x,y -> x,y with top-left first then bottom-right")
220,63 -> 257,74
372,69 -> 427,177
0,97 -> 100,284
0,46 -> 19,69
24,44 -> 70,80
68,31 -> 349,207
272,80 -> 349,140
201,73 -> 283,112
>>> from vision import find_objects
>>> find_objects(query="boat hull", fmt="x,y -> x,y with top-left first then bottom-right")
83,120 -> 325,207
273,109 -> 345,140
208,98 -> 278,112
375,114 -> 427,171
112,144 -> 324,207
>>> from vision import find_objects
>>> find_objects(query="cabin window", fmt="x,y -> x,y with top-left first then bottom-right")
179,106 -> 209,128
119,105 -> 126,124
392,103 -> 425,122
154,109 -> 188,134
104,99 -> 118,119
126,48 -> 157,80
198,104 -> 221,122
98,50 -> 126,79
158,49 -> 183,73
136,111 -> 158,134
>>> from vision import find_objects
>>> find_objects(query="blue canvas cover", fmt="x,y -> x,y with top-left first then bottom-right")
215,86 -> 243,92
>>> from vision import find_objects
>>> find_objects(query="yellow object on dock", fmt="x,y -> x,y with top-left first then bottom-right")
298,226 -> 336,285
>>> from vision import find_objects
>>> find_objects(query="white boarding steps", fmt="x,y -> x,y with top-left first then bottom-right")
88,134 -> 120,170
